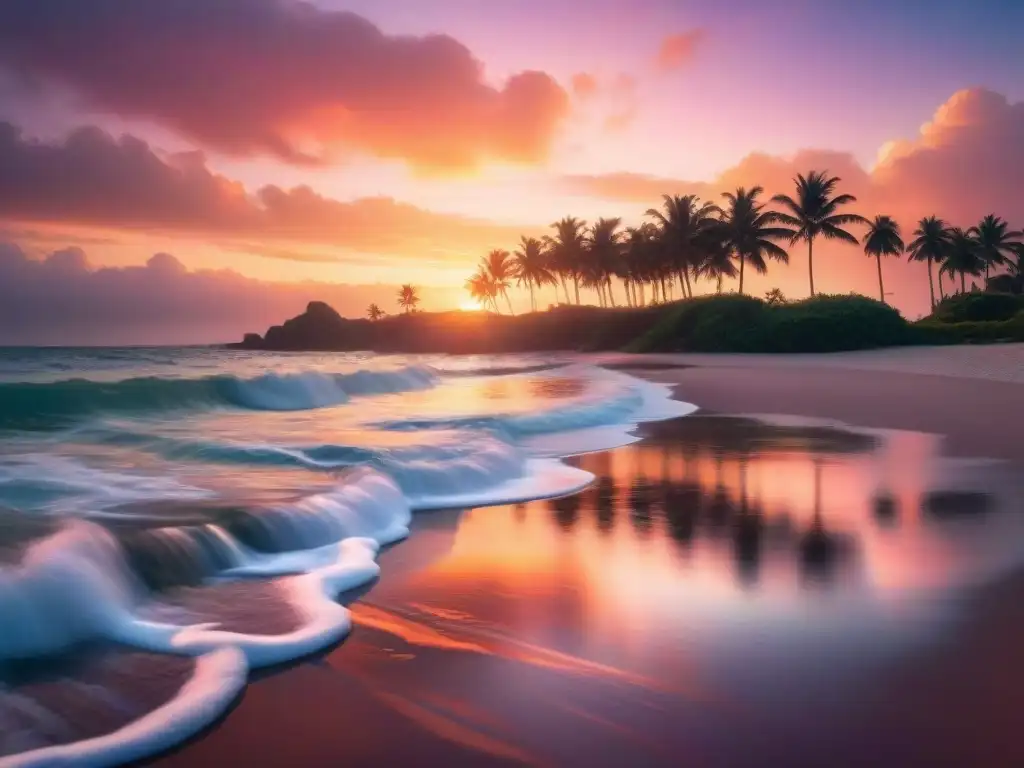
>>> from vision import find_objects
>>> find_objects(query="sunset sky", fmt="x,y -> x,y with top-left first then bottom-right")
1,0 -> 1023,344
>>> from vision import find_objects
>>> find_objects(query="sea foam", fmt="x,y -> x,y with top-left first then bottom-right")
0,365 -> 695,766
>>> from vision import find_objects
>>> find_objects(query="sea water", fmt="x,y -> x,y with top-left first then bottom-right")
0,347 -> 696,766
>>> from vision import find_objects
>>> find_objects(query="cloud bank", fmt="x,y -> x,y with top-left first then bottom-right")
0,123 -> 525,259
0,0 -> 570,171
559,88 -> 1024,314
0,244 -> 457,346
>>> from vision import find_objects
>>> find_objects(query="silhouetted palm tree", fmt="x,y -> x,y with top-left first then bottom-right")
545,217 -> 588,304
646,194 -> 721,298
465,269 -> 498,312
694,238 -> 737,293
366,303 -> 385,321
624,223 -> 660,305
397,284 -> 420,314
972,214 -> 1023,282
941,228 -> 985,294
586,217 -> 624,307
483,249 -> 515,314
512,236 -> 553,312
906,216 -> 950,309
772,171 -> 867,297
986,247 -> 1023,294
719,186 -> 793,295
862,215 -> 904,303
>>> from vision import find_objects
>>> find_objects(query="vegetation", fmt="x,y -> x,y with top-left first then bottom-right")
240,168 -> 1024,355
771,171 -> 866,297
449,167 -> 1020,316
397,284 -> 420,314
861,215 -> 904,303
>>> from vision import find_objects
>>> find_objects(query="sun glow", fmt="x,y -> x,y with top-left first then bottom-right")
460,299 -> 482,311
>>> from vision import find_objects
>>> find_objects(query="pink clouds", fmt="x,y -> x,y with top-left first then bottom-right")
0,243 -> 457,345
0,0 -> 569,171
656,30 -> 706,72
560,88 -> 1024,316
0,123 -> 527,260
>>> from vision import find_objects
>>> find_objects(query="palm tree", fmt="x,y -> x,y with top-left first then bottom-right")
545,217 -> 588,304
772,171 -> 867,297
694,238 -> 738,293
972,214 -> 1022,282
645,194 -> 721,298
465,269 -> 498,311
941,228 -> 984,294
586,217 -> 624,307
862,215 -> 904,303
986,246 -> 1023,294
906,216 -> 950,309
512,236 -> 554,312
483,249 -> 515,314
624,223 -> 660,306
366,303 -> 385,321
397,284 -> 419,314
719,187 -> 793,295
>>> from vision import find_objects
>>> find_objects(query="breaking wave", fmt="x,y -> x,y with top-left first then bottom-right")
0,365 -> 438,430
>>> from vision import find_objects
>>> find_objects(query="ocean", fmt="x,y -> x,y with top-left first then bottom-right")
3,347 -> 1024,767
0,347 -> 695,764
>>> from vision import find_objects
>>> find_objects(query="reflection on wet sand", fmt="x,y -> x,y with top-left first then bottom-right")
156,414 -> 1024,768
312,415 -> 1024,766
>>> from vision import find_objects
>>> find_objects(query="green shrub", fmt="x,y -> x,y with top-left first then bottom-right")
929,292 -> 1024,323
628,294 -> 913,353
912,310 -> 1024,344
624,295 -> 768,353
762,294 -> 911,353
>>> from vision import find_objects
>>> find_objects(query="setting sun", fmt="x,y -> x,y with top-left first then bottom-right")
459,299 -> 482,311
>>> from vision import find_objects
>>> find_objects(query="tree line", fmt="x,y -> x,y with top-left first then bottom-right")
368,170 -> 1023,319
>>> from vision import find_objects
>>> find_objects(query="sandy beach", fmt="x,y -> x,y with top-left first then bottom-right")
152,346 -> 1024,768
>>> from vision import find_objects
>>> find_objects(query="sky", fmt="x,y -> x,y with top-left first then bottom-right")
1,0 -> 1023,344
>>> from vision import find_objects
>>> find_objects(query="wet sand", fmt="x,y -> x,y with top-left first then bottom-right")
152,358 -> 1024,768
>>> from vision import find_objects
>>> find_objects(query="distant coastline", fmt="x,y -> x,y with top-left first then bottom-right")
231,293 -> 1024,354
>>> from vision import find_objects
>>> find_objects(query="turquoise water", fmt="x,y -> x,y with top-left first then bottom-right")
0,346 -> 695,764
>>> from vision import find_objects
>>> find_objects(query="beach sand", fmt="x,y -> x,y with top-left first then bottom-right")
152,348 -> 1024,768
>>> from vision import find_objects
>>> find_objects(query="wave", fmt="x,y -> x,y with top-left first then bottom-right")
374,371 -> 698,438
0,366 -> 437,430
0,365 -> 691,766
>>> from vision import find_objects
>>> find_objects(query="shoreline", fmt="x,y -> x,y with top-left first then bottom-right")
145,353 -> 1024,767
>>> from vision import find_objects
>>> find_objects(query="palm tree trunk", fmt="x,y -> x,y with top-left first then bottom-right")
660,276 -> 668,302
573,276 -> 581,305
683,267 -> 693,299
529,282 -> 536,312
716,274 -> 722,294
639,282 -> 646,306
937,269 -> 945,301
607,278 -> 616,307
926,256 -> 936,310
559,276 -> 570,305
960,272 -> 966,294
808,237 -> 815,297
738,254 -> 745,295
876,253 -> 885,303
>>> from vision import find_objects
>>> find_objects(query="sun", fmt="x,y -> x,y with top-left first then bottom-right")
459,299 -> 482,311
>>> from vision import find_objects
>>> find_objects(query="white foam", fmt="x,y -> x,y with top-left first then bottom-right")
0,648 -> 248,768
0,363 -> 699,765
410,458 -> 594,512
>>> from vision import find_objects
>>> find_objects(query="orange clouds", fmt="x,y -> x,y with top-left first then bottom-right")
656,30 -> 706,72
562,87 -> 1023,229
0,243 -> 459,345
560,88 -> 1024,316
0,0 -> 569,172
0,123 -> 526,261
